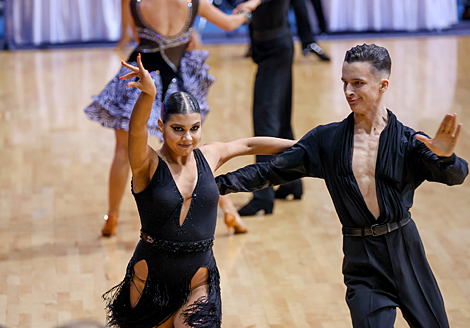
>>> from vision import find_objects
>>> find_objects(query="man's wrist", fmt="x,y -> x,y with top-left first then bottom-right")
438,153 -> 456,164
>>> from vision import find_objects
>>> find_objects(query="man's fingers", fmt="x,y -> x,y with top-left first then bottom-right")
454,123 -> 462,141
442,113 -> 458,134
438,114 -> 451,133
445,114 -> 456,133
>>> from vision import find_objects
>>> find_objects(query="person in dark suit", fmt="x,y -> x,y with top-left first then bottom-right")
291,0 -> 330,61
216,44 -> 468,327
234,0 -> 304,216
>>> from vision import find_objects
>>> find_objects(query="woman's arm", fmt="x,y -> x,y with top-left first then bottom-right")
120,54 -> 159,192
201,137 -> 296,171
198,0 -> 261,31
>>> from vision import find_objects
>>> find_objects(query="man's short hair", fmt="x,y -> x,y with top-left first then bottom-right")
344,44 -> 391,78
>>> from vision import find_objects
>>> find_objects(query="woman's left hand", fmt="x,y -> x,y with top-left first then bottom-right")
120,53 -> 156,97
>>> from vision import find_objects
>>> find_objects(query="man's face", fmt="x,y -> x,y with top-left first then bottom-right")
341,61 -> 388,114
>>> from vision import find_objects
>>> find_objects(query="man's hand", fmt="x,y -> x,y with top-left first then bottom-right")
415,113 -> 462,157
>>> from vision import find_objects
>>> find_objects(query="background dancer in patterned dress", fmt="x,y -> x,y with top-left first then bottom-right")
84,0 -> 261,237
104,54 -> 296,328
215,44 -> 468,327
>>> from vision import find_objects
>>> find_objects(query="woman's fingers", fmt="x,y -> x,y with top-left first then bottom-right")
120,72 -> 139,80
121,60 -> 139,72
126,81 -> 141,89
137,53 -> 145,72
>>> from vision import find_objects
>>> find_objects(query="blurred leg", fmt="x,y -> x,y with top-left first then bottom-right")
102,129 -> 130,236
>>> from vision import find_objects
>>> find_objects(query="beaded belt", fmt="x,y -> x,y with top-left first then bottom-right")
342,217 -> 411,237
140,231 -> 214,253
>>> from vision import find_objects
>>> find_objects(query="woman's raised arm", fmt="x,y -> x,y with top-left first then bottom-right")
120,54 -> 158,191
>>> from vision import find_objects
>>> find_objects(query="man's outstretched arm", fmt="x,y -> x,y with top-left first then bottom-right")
415,113 -> 468,185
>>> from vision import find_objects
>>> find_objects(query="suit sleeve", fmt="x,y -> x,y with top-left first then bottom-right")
413,132 -> 468,185
216,144 -> 308,195
216,129 -> 323,195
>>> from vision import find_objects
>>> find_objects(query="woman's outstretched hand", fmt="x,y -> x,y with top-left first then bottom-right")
119,53 -> 156,97
233,0 -> 261,13
415,113 -> 462,157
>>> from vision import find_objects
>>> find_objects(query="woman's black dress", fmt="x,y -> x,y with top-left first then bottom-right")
104,149 -> 221,328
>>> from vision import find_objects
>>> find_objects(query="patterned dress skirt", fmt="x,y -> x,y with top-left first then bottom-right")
84,50 -> 215,140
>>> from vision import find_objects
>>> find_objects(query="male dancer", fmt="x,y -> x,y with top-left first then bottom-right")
216,44 -> 468,326
234,0 -> 303,216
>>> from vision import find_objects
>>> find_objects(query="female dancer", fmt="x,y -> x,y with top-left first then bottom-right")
104,55 -> 295,327
84,0 -> 261,237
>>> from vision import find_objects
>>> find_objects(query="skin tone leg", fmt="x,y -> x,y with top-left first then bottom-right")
108,129 -> 130,217
173,268 -> 209,328
116,0 -> 132,50
130,266 -> 209,328
130,260 -> 148,308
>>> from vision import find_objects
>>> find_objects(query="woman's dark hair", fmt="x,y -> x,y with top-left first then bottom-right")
161,92 -> 201,123
344,44 -> 391,78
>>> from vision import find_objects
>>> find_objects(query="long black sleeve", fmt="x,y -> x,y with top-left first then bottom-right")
413,132 -> 468,186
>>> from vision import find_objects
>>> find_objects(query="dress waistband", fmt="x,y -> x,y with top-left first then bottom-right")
140,231 -> 214,253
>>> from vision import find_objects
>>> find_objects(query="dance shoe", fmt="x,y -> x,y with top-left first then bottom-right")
302,43 -> 331,61
238,199 -> 274,217
224,213 -> 248,235
275,180 -> 303,200
101,214 -> 118,237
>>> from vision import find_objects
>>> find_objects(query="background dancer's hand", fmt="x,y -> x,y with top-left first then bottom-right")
187,30 -> 202,51
416,113 -> 462,157
120,54 -> 156,97
233,0 -> 261,13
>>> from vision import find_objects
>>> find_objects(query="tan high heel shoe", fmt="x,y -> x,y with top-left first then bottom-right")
224,213 -> 248,235
101,215 -> 118,237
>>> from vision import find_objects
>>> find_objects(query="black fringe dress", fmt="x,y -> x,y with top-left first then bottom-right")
103,149 -> 221,328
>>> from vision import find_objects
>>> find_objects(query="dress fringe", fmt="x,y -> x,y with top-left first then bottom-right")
103,261 -> 221,328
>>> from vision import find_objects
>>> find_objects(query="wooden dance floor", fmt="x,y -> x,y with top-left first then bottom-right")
1,36 -> 470,327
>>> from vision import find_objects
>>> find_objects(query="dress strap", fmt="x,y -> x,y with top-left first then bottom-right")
193,148 -> 214,177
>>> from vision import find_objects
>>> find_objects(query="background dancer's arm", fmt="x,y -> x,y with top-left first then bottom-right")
198,0 -> 261,31
414,113 -> 468,185
120,54 -> 159,192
